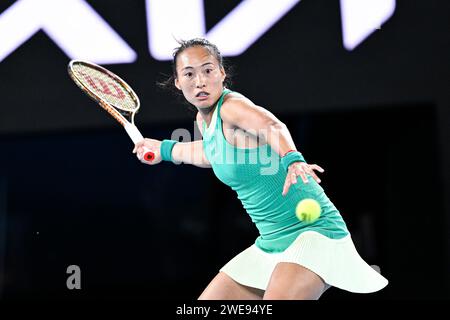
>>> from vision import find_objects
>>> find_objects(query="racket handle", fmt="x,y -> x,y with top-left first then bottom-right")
124,123 -> 155,163
124,123 -> 145,144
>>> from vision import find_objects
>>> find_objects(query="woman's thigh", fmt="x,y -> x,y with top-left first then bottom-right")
263,262 -> 327,300
198,272 -> 264,300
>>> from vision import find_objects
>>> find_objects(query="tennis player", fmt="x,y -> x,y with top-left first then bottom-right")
133,38 -> 388,300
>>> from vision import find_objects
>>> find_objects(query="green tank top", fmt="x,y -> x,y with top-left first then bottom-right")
202,89 -> 349,253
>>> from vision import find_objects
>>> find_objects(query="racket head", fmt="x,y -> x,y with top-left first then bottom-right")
68,60 -> 140,125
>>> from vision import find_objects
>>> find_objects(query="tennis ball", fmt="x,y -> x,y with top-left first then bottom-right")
296,199 -> 321,223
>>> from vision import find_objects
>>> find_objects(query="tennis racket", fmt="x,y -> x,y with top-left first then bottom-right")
67,60 -> 155,162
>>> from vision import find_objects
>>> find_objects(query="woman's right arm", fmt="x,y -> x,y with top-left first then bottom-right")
133,112 -> 211,168
172,112 -> 211,168
171,140 -> 211,168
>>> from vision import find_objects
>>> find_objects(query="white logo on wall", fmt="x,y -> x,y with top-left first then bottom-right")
340,0 -> 396,50
0,0 -> 136,64
0,0 -> 396,63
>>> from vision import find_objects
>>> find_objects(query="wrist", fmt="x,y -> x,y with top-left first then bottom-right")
281,151 -> 306,172
283,149 -> 297,157
160,139 -> 178,163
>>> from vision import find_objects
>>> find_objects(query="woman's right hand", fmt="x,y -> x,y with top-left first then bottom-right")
132,138 -> 162,165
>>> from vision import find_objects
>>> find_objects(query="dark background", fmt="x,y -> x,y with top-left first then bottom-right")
0,0 -> 449,300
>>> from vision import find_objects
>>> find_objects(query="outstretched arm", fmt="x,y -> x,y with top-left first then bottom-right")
167,111 -> 211,167
220,94 -> 323,195
132,112 -> 211,168
171,140 -> 211,168
220,94 -> 296,157
133,139 -> 211,168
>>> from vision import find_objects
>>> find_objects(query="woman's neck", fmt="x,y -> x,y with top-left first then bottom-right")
198,93 -> 222,123
198,104 -> 217,126
197,89 -> 225,124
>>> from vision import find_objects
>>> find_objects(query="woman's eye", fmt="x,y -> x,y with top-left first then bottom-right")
185,72 -> 193,77
206,69 -> 212,74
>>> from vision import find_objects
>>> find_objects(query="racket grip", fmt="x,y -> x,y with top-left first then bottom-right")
124,123 -> 144,144
124,123 -> 155,163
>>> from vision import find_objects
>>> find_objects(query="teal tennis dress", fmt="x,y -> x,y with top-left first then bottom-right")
201,89 -> 388,293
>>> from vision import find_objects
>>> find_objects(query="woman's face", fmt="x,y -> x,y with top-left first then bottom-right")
174,46 -> 226,110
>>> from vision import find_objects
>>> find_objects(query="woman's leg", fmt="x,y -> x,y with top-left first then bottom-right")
263,263 -> 382,299
198,272 -> 265,300
263,262 -> 327,300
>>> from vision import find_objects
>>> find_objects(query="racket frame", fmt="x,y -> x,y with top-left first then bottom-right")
68,60 -> 155,160
67,60 -> 140,127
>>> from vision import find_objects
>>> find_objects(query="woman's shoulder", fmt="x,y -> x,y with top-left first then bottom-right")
221,91 -> 255,113
220,91 -> 264,125
223,90 -> 248,103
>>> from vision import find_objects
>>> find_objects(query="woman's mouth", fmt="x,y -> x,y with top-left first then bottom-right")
196,91 -> 209,100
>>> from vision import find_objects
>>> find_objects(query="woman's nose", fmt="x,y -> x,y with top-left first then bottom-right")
195,74 -> 206,88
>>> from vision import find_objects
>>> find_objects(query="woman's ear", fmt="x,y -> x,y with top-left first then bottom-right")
174,77 -> 181,90
220,66 -> 226,82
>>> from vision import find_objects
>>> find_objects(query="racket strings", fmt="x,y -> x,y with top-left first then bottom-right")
72,64 -> 138,112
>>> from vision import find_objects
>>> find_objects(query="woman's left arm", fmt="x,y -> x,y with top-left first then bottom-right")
220,95 -> 324,195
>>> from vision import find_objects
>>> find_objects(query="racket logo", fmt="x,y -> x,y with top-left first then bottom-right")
78,71 -> 126,100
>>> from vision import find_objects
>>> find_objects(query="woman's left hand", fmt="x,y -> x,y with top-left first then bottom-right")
282,162 -> 324,196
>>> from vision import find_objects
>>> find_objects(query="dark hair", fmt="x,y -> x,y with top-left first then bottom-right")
157,38 -> 233,96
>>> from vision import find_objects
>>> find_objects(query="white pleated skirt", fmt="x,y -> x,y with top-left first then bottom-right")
220,231 -> 388,293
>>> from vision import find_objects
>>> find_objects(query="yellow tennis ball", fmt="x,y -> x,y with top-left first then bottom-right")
296,199 -> 321,223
